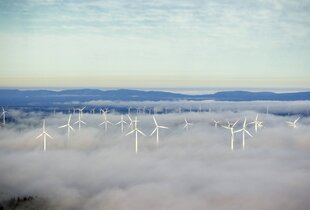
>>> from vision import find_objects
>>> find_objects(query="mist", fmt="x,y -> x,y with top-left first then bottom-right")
1,105 -> 310,210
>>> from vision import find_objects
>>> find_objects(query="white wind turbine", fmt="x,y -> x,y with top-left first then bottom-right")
222,120 -> 239,151
127,114 -> 134,130
58,114 -> 74,139
1,107 -> 7,126
150,116 -> 169,145
115,114 -> 128,133
213,120 -> 221,128
128,106 -> 131,114
142,106 -> 146,115
99,113 -> 113,132
74,112 -> 86,132
286,117 -> 300,128
249,114 -> 263,133
198,104 -> 202,112
235,118 -> 253,150
77,106 -> 86,116
126,117 -> 146,153
35,120 -> 53,151
183,118 -> 193,131
90,108 -> 96,115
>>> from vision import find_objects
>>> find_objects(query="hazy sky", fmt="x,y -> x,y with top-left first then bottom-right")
0,0 -> 310,88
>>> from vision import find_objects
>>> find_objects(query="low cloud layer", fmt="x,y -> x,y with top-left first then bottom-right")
1,105 -> 310,210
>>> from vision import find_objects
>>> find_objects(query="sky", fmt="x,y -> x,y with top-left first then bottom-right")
1,105 -> 310,209
0,0 -> 310,88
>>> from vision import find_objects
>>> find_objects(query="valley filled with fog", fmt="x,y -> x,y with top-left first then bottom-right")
1,101 -> 310,210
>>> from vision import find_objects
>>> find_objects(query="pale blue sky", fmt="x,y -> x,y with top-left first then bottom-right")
0,0 -> 309,88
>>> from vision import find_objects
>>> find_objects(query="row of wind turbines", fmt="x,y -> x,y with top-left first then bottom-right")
1,106 -> 301,153
36,111 -> 168,153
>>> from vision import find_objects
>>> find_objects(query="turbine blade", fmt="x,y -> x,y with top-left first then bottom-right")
137,129 -> 146,136
35,133 -> 43,139
234,129 -> 242,133
243,118 -> 247,127
45,133 -> 53,139
153,116 -> 158,126
58,125 -> 67,128
150,128 -> 157,136
294,117 -> 300,123
245,129 -> 253,137
233,120 -> 239,127
221,125 -> 230,129
126,130 -> 135,136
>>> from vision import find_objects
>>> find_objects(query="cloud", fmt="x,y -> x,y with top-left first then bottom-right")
1,102 -> 310,209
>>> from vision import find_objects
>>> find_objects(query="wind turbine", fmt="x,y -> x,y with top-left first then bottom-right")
286,117 -> 300,128
235,118 -> 252,150
183,118 -> 193,131
126,117 -> 146,153
115,114 -> 128,133
250,114 -> 263,133
142,106 -> 146,115
99,113 -> 113,132
150,116 -> 169,145
35,120 -> 53,151
128,106 -> 131,114
221,120 -> 239,151
213,120 -> 221,128
1,107 -> 7,125
77,106 -> 86,116
58,114 -> 74,139
90,108 -> 96,115
127,114 -> 134,130
74,112 -> 86,132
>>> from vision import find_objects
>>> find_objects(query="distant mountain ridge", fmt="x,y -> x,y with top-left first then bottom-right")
0,89 -> 309,106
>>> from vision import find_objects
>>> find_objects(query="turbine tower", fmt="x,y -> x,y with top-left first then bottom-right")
286,117 -> 300,128
35,120 -> 53,151
1,107 -> 7,126
150,116 -> 169,145
99,113 -> 113,132
222,120 -> 239,151
183,118 -> 193,131
235,118 -> 252,150
74,112 -> 86,132
126,117 -> 146,153
58,114 -> 74,139
115,114 -> 128,133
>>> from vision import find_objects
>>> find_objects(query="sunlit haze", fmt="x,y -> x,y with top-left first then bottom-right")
0,0 -> 310,88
